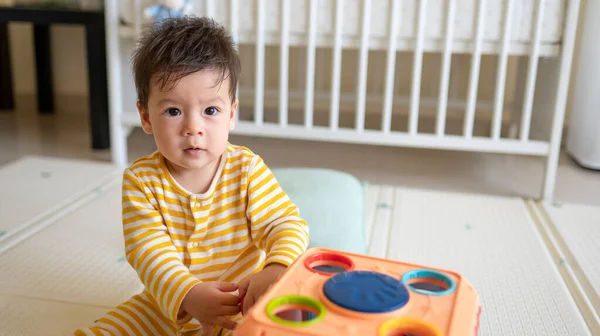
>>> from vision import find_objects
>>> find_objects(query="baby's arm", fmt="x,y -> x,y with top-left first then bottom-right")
245,157 -> 310,268
121,169 -> 202,325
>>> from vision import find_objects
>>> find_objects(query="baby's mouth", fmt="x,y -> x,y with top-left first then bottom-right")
184,147 -> 204,152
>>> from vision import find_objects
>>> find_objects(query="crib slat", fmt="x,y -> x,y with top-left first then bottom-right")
279,0 -> 290,127
254,0 -> 265,125
330,0 -> 344,131
356,0 -> 371,133
304,0 -> 318,129
133,0 -> 142,37
436,0 -> 456,137
382,0 -> 401,134
230,0 -> 239,122
464,0 -> 486,138
521,0 -> 546,141
491,0 -> 514,140
409,0 -> 428,135
205,0 -> 214,17
229,0 -> 238,43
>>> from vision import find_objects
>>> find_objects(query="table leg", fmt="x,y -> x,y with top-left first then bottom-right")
0,23 -> 14,111
85,22 -> 110,150
33,24 -> 54,113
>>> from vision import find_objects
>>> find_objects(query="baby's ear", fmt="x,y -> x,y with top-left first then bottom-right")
137,101 -> 153,134
229,99 -> 238,131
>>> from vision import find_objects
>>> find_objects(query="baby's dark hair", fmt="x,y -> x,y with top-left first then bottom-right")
132,16 -> 241,110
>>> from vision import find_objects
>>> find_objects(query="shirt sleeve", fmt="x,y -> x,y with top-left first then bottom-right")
245,156 -> 310,267
121,169 -> 201,325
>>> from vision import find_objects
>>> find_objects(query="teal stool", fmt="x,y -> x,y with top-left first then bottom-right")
271,168 -> 367,255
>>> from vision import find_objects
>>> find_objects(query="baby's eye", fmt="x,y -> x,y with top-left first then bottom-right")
164,108 -> 181,116
204,107 -> 219,116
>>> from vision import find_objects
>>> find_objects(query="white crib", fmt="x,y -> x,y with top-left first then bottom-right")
103,0 -> 581,200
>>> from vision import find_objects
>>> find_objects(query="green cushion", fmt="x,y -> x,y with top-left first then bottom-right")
272,168 -> 367,255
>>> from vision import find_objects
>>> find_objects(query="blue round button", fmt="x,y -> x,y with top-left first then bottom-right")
323,271 -> 409,313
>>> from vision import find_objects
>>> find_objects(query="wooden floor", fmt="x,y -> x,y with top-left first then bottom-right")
0,157 -> 598,335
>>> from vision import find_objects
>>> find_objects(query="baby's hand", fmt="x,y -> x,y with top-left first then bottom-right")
180,281 -> 241,335
239,263 -> 287,314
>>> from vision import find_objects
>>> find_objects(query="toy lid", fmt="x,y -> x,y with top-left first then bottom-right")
323,271 -> 409,313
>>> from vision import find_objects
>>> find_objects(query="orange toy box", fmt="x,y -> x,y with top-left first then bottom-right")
234,247 -> 481,336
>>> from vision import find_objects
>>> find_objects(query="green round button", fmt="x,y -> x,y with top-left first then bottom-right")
265,295 -> 326,327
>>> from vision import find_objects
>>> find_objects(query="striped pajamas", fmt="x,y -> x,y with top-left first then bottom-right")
74,144 -> 309,336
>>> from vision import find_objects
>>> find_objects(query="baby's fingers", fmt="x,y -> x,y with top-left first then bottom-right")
238,278 -> 249,299
215,316 -> 238,331
217,292 -> 241,307
243,294 -> 256,314
218,304 -> 241,317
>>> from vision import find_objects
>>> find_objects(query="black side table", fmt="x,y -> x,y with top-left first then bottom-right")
0,5 -> 110,150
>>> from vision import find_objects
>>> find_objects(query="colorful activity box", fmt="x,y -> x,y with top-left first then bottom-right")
235,247 -> 481,335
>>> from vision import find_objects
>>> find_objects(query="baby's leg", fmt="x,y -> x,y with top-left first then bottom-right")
73,292 -> 179,336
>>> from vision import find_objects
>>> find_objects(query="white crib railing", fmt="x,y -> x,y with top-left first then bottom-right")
104,0 -> 581,200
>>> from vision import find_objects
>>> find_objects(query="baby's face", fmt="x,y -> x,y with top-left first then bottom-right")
138,69 -> 237,173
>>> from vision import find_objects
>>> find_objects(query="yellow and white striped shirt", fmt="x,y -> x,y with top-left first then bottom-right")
122,143 -> 309,332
